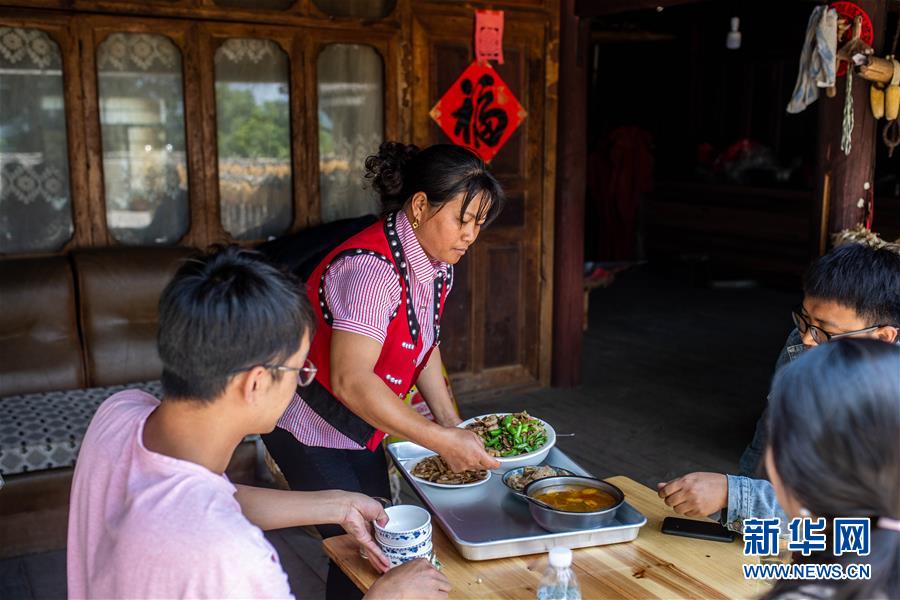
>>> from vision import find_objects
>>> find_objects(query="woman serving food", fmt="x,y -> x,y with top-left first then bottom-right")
263,141 -> 504,599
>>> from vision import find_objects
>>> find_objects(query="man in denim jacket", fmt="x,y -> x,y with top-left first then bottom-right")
657,243 -> 900,533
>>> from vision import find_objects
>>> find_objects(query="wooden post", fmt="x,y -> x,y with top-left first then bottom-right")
814,0 -> 887,248
552,0 -> 587,387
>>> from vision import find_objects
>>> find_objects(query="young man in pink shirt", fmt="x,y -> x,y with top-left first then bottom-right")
67,246 -> 450,599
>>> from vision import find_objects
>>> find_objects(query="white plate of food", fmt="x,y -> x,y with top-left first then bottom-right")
408,454 -> 492,489
459,412 -> 557,472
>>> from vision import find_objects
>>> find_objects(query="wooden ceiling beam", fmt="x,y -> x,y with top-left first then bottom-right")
576,0 -> 898,18
574,0 -> 706,18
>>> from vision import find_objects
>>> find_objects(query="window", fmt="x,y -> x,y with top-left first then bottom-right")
1,16 -> 393,253
215,38 -> 292,240
97,33 -> 189,245
0,27 -> 73,253
317,44 -> 383,222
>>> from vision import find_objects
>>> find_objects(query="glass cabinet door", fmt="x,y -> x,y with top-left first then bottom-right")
97,32 -> 189,245
215,38 -> 292,240
0,27 -> 73,253
317,43 -> 383,223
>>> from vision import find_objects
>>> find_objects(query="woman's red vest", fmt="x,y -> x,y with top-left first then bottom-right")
301,212 -> 451,451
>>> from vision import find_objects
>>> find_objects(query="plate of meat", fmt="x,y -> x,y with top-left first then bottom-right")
409,454 -> 492,489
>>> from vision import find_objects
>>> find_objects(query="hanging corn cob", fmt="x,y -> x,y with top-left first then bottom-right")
870,83 -> 885,119
856,17 -> 900,156
886,58 -> 900,121
887,18 -> 900,123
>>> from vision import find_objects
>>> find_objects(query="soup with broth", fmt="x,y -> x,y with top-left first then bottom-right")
532,485 -> 617,512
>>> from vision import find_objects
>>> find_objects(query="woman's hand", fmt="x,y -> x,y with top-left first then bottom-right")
434,427 -> 501,472
336,492 -> 391,574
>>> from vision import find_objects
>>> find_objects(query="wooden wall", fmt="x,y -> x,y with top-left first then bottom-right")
0,0 -> 560,394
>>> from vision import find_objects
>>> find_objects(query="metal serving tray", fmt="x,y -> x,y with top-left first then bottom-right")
388,441 -> 648,561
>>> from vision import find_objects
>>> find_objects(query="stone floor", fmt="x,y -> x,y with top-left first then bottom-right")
0,265 -> 798,599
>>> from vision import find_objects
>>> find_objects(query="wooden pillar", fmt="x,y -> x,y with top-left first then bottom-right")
814,0 -> 887,254
551,0 -> 587,387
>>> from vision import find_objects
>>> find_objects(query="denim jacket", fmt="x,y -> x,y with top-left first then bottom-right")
722,474 -> 787,533
723,329 -> 805,533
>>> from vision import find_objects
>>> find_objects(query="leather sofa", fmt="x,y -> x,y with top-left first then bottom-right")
0,247 -> 261,558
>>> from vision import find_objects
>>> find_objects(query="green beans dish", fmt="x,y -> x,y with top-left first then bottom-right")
464,412 -> 548,457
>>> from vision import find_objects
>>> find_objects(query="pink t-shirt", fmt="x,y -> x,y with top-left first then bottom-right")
67,390 -> 293,599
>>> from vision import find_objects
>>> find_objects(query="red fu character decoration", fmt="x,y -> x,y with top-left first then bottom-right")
430,60 -> 526,163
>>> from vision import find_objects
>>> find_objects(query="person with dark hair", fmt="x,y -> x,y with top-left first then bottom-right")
657,242 -> 900,531
740,242 -> 900,473
67,246 -> 450,599
764,339 -> 900,600
263,141 -> 505,599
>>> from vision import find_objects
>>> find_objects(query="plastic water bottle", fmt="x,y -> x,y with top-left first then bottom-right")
537,547 -> 581,600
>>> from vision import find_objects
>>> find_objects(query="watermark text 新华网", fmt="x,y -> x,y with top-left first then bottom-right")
741,517 -> 872,581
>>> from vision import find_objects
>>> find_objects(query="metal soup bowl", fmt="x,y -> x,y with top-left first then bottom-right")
524,476 -> 625,533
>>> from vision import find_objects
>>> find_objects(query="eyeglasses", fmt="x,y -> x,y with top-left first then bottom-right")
791,306 -> 886,344
263,357 -> 317,387
231,357 -> 317,387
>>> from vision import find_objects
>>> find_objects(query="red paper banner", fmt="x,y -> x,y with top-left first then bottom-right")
475,9 -> 504,65
429,60 -> 526,163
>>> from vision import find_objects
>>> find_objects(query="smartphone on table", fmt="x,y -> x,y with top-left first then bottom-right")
661,516 -> 737,543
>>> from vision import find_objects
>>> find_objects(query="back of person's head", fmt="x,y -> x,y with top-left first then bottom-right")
364,141 -> 505,226
158,245 -> 314,402
803,243 -> 900,326
767,339 -> 900,599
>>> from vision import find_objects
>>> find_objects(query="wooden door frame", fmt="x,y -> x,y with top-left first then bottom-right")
408,5 -> 557,392
551,0 -> 585,387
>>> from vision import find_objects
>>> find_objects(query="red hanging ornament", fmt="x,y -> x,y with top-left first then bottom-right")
830,1 -> 874,77
475,10 -> 504,65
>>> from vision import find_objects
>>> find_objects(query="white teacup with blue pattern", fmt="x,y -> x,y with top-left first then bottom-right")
383,541 -> 434,568
374,505 -> 432,549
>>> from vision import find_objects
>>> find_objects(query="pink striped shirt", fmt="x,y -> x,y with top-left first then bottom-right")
277,212 -> 451,449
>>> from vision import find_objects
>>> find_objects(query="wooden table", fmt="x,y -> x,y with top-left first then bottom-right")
323,476 -> 767,599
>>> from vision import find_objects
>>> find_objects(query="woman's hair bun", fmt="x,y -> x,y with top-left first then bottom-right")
364,142 -> 421,210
